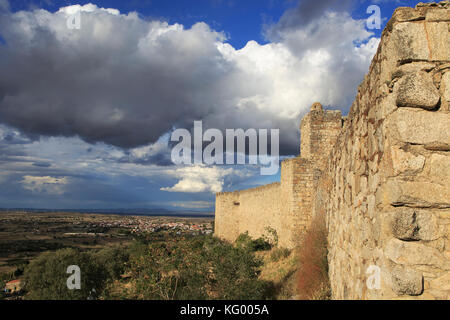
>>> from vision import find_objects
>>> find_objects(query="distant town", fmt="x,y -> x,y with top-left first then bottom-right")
70,216 -> 214,235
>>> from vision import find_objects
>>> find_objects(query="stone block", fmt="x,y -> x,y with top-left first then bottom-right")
396,71 -> 440,109
391,209 -> 441,241
429,153 -> 450,185
381,179 -> 450,208
425,22 -> 450,61
391,22 -> 430,62
390,146 -> 425,175
430,271 -> 450,291
391,266 -> 424,295
385,238 -> 449,269
442,72 -> 450,102
426,7 -> 450,21
391,7 -> 426,23
392,62 -> 436,80
387,108 -> 450,145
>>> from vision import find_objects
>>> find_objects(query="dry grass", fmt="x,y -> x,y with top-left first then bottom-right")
295,214 -> 331,300
257,248 -> 298,299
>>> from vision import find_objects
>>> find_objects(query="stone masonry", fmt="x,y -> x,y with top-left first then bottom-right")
215,2 -> 450,299
215,102 -> 343,249
316,2 -> 450,300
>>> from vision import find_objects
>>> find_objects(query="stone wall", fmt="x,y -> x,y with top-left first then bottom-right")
215,104 -> 343,248
214,161 -> 307,248
316,2 -> 450,300
215,1 -> 450,299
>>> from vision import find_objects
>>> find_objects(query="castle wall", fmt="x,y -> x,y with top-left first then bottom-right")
315,3 -> 450,300
300,107 -> 343,168
215,182 -> 290,247
215,1 -> 449,300
214,191 -> 240,243
237,183 -> 284,241
215,108 -> 343,249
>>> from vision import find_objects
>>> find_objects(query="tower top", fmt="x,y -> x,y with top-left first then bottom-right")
300,102 -> 342,161
310,102 -> 323,112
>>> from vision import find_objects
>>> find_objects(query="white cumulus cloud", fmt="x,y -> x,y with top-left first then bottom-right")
161,166 -> 233,193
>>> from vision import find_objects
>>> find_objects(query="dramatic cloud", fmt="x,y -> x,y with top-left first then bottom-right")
0,1 -> 381,208
161,165 -> 234,193
0,3 -> 378,157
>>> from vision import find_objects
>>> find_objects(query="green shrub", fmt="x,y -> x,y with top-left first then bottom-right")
123,235 -> 271,300
235,232 -> 271,252
92,246 -> 129,280
23,235 -> 274,300
24,248 -> 107,300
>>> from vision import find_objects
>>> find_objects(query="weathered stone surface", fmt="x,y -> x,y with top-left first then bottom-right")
391,266 -> 424,295
416,2 -> 439,7
391,22 -> 430,61
425,22 -> 450,61
390,146 -> 425,175
381,179 -> 450,208
391,7 -> 426,23
426,7 -> 450,21
388,108 -> 450,145
392,62 -> 436,80
391,210 -> 419,240
385,238 -> 449,269
429,153 -> 450,185
416,1 -> 450,9
430,272 -> 450,290
442,72 -> 450,102
391,210 -> 441,241
396,72 -> 440,109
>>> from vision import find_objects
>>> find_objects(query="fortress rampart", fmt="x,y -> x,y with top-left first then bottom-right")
215,103 -> 343,248
215,2 -> 450,299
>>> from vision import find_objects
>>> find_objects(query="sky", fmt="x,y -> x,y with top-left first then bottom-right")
0,0 -> 425,211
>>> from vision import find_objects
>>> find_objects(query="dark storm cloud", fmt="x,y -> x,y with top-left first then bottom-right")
0,3 -> 377,158
0,10 -> 224,149
0,5 -> 299,155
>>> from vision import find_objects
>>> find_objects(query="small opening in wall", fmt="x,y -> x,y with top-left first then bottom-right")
233,201 -> 240,206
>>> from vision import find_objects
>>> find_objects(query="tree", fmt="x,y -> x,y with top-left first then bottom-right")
119,235 -> 271,300
92,246 -> 128,280
24,248 -> 107,300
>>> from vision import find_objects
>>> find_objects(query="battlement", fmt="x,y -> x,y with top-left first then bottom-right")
300,103 -> 343,165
